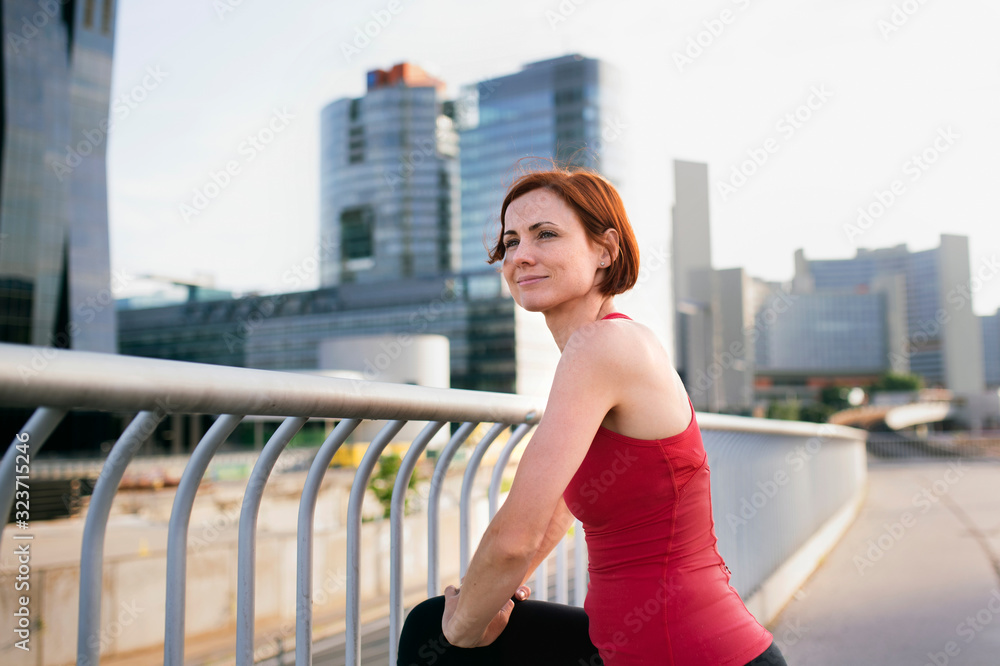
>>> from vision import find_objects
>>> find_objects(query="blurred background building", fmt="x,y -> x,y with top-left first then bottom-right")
1,0 -> 121,453
458,54 -> 625,270
0,0 -> 119,352
319,62 -> 460,287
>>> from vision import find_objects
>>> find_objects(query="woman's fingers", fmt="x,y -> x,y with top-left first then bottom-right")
515,585 -> 530,600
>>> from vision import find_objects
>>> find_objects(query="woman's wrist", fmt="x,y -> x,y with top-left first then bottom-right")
443,614 -> 483,648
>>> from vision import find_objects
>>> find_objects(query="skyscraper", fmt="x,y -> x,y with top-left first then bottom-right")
458,54 -> 626,271
0,0 -> 119,352
794,235 -> 985,393
671,160 -> 756,413
319,63 -> 460,287
982,311 -> 1000,389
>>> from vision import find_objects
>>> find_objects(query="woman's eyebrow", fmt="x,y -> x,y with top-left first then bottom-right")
503,221 -> 557,237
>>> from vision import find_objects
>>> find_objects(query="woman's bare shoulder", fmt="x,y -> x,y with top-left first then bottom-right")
560,317 -> 675,381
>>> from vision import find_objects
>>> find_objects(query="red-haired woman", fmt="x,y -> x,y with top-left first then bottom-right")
398,168 -> 787,666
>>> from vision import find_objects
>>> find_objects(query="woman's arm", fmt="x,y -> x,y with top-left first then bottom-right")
521,497 -> 575,587
442,323 -> 624,647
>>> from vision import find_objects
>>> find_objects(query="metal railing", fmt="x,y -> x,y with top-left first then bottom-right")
0,343 -> 868,665
865,431 -> 1000,460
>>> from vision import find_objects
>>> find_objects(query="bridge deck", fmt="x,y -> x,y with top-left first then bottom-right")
770,459 -> 1000,665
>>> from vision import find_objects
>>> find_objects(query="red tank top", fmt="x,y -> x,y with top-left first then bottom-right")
562,312 -> 773,665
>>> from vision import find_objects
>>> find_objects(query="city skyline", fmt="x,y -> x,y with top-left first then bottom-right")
106,0 -> 1000,316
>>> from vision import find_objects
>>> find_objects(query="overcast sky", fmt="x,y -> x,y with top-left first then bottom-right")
107,0 -> 1000,316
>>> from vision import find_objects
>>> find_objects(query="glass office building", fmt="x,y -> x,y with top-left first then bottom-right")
755,292 -> 887,373
319,63 -> 460,287
459,54 -> 625,270
983,312 -> 1000,389
794,235 -> 984,392
0,0 -> 118,352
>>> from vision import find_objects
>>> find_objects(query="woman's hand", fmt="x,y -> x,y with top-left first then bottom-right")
441,584 -> 531,647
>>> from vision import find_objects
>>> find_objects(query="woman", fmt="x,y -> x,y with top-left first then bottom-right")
398,168 -> 787,665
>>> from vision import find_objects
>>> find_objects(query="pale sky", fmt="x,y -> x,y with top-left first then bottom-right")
107,0 -> 1000,317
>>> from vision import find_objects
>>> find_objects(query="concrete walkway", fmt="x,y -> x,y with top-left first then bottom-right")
769,459 -> 1000,665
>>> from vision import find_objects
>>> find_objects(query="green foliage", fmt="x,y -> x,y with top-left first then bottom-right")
798,402 -> 836,423
767,399 -> 801,421
869,371 -> 924,393
819,386 -> 851,410
367,452 -> 419,520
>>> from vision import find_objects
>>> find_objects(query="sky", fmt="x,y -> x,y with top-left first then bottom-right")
107,0 -> 1000,316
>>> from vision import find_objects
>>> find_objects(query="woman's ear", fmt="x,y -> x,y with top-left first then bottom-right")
602,228 -> 620,264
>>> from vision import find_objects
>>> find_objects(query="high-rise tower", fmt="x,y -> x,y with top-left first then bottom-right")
319,63 -> 460,287
0,0 -> 119,352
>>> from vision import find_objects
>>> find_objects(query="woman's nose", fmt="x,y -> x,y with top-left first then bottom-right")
508,242 -> 535,265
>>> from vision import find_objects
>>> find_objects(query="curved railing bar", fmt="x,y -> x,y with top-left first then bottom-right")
164,414 -> 244,666
487,423 -> 532,518
556,540 -> 568,604
345,420 -> 407,666
574,524 -> 586,606
388,421 -> 447,664
0,407 -> 67,542
459,422 -> 507,578
427,422 -> 477,597
235,416 -> 308,666
78,410 -> 166,665
294,418 -> 363,666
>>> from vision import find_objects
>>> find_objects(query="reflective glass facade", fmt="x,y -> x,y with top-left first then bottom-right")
459,55 -> 625,270
800,241 -> 974,386
755,292 -> 887,372
982,313 -> 1000,389
0,0 -> 118,352
319,70 -> 460,287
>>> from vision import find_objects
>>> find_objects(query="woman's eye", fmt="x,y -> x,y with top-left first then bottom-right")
504,238 -> 519,249
538,230 -> 556,239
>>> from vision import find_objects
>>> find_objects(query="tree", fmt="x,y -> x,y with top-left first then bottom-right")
869,371 -> 924,393
799,402 -> 836,423
367,452 -> 419,520
767,399 -> 801,421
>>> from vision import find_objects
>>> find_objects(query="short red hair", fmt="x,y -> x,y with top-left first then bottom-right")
489,167 -> 640,296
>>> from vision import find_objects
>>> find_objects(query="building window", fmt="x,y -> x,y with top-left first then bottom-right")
101,0 -> 114,35
554,87 -> 584,106
83,0 -> 96,28
340,206 -> 375,261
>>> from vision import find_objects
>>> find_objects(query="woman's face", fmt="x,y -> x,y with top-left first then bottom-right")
500,188 -> 607,313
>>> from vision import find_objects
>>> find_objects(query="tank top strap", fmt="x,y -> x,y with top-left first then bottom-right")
600,312 -> 631,321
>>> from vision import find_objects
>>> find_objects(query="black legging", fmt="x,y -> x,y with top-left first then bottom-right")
397,596 -> 788,665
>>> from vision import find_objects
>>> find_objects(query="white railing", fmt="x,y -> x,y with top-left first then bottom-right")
0,343 -> 867,665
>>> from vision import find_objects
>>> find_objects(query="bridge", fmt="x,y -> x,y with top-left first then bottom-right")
0,343 -> 997,665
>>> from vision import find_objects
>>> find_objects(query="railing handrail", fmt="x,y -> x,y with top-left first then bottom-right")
696,411 -> 866,441
0,343 -> 542,424
0,342 -> 870,665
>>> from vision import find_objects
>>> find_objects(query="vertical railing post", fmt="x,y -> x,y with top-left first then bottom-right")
556,540 -> 568,604
1,407 -> 66,543
164,414 -> 244,666
459,423 -> 507,577
78,410 -> 166,665
488,423 -> 532,518
574,522 -> 586,607
295,418 -> 362,666
235,416 -> 308,666
389,421 -> 446,665
427,422 -> 477,598
345,420 -> 407,666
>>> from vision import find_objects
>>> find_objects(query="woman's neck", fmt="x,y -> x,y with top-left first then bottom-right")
544,296 -> 617,351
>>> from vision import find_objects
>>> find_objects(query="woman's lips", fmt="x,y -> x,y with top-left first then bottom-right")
517,276 -> 547,286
